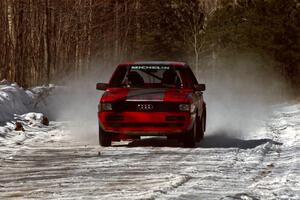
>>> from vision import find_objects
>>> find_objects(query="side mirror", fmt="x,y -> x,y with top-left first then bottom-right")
194,84 -> 206,91
96,83 -> 109,91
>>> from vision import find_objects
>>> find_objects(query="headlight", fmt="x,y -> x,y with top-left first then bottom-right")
99,103 -> 113,111
179,104 -> 190,112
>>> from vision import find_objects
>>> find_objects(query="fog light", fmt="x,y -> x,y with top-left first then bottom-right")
179,104 -> 190,112
100,103 -> 113,111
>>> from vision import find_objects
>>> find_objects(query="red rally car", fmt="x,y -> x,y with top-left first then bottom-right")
96,61 -> 206,147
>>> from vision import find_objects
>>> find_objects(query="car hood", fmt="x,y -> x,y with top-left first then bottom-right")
101,88 -> 193,103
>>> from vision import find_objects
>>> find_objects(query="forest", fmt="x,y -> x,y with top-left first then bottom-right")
0,0 -> 299,94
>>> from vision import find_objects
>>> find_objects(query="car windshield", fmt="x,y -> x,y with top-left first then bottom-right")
110,65 -> 183,88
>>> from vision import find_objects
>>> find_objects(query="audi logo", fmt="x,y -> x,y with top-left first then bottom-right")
137,104 -> 154,111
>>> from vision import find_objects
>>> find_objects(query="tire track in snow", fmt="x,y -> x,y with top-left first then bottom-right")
248,106 -> 300,200
0,136 -> 196,199
0,141 -> 279,200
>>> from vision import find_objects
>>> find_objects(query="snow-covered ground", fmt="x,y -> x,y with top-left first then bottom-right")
0,82 -> 299,199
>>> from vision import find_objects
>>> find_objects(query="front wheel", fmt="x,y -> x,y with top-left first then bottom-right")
183,122 -> 197,148
196,112 -> 205,142
99,125 -> 112,147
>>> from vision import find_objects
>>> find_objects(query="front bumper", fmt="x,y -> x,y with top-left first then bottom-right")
98,111 -> 195,136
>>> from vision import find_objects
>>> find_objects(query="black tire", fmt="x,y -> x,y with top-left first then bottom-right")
196,110 -> 206,142
99,125 -> 112,147
183,121 -> 197,148
203,108 -> 206,132
195,116 -> 203,142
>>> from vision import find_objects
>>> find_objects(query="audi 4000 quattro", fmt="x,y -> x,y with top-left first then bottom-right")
96,61 -> 206,147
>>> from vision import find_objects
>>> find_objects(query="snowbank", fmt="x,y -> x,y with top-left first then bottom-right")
0,80 -> 54,123
0,80 -> 56,139
0,112 -> 50,146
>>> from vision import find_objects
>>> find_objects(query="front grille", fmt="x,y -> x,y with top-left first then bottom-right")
165,116 -> 186,121
107,122 -> 184,128
112,101 -> 181,112
105,115 -> 124,121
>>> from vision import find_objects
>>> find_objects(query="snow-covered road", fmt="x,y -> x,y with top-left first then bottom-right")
0,103 -> 299,200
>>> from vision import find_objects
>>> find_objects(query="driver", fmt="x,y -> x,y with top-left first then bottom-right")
127,71 -> 144,87
161,69 -> 180,87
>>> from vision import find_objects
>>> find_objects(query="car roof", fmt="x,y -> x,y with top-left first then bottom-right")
119,61 -> 187,67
